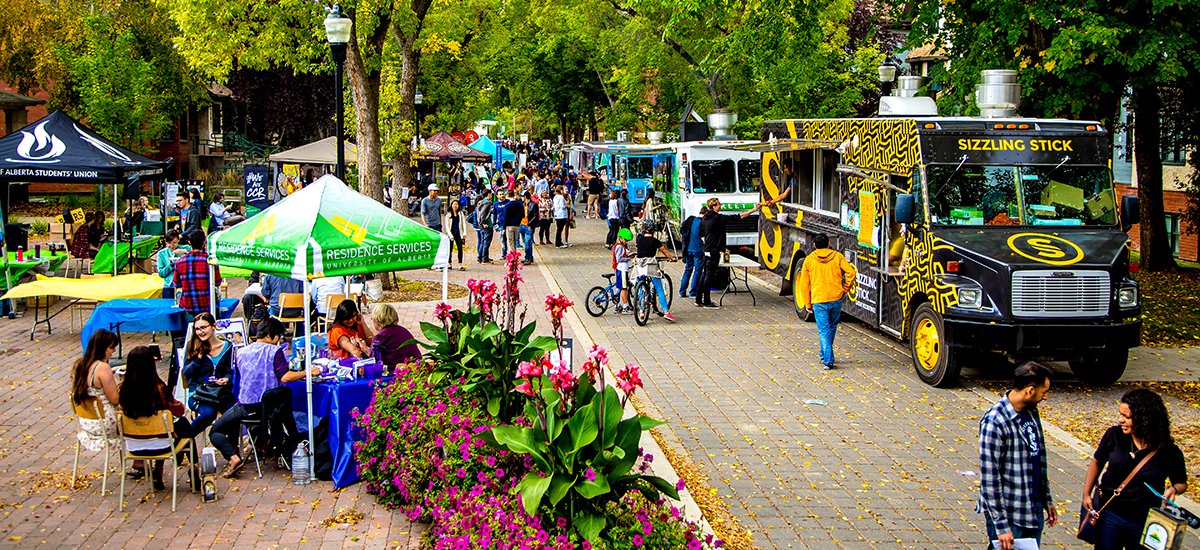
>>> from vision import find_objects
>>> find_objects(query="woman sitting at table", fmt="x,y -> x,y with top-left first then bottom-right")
327,300 -> 374,360
209,318 -> 315,478
87,211 -> 108,250
370,304 -> 421,367
118,345 -> 197,490
181,313 -> 235,434
71,329 -> 120,453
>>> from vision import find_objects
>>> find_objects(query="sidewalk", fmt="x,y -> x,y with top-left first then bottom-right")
531,216 -> 1199,550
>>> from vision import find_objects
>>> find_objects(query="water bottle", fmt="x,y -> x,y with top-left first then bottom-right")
34,244 -> 40,259
291,441 -> 311,485
15,247 -> 23,262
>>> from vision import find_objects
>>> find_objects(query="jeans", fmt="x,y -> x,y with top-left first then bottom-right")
606,219 -> 620,246
209,403 -> 262,461
695,254 -> 720,305
640,276 -> 669,313
984,511 -> 1043,550
499,226 -> 508,257
519,225 -> 534,261
476,227 -> 493,262
679,251 -> 703,297
813,299 -> 843,366
188,395 -> 232,435
1094,510 -> 1146,550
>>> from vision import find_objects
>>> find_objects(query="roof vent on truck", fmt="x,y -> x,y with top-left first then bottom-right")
878,75 -> 938,117
975,69 -> 1021,118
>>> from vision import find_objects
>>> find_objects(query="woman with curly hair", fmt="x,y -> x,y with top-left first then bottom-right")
1081,388 -> 1188,550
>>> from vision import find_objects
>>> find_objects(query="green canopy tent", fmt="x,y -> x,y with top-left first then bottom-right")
207,174 -> 450,469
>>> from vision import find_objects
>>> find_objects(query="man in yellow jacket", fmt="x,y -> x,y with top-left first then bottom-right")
797,233 -> 857,369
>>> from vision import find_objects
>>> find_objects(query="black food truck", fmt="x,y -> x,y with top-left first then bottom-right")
738,72 -> 1142,387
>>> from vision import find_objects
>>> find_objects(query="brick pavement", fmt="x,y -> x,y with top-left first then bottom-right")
534,216 -> 1199,550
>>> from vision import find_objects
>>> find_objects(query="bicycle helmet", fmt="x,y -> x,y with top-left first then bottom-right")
618,228 -> 633,241
640,219 -> 658,234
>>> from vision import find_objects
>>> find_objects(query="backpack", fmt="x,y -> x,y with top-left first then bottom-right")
247,303 -> 269,338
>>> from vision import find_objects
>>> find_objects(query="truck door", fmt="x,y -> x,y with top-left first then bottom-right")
879,181 -> 907,337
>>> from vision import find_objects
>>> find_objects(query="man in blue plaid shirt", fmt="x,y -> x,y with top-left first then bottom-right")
978,362 -> 1058,549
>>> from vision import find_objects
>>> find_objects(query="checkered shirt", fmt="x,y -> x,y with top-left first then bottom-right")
172,250 -> 221,314
976,397 -> 1052,534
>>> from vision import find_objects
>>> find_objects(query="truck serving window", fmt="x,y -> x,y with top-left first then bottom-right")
691,159 -> 737,193
926,164 -> 1118,226
737,159 -> 761,193
627,157 -> 653,179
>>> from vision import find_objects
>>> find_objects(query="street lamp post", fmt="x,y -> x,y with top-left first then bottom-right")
414,89 -> 423,145
324,5 -> 352,181
877,60 -> 899,98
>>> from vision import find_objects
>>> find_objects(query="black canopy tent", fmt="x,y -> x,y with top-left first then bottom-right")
0,111 -> 173,285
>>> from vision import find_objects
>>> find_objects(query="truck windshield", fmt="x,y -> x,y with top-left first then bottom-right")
926,164 -> 1118,226
691,160 -> 736,193
738,159 -> 761,193
627,157 -> 654,179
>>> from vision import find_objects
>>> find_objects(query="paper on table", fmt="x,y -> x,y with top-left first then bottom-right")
989,538 -> 1039,550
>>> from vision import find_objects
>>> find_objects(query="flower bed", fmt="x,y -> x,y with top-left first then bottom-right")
354,252 -> 723,549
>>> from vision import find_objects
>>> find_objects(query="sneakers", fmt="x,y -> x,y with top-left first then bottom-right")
703,303 -> 720,309
693,302 -> 705,308
822,363 -> 835,370
618,306 -> 634,315
663,313 -> 677,322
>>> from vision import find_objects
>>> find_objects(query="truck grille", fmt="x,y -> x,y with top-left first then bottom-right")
726,214 -> 759,235
1011,270 -> 1109,318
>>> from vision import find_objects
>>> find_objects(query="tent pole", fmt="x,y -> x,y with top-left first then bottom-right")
112,184 -> 118,277
442,265 -> 448,302
208,262 -> 217,318
303,277 -> 315,480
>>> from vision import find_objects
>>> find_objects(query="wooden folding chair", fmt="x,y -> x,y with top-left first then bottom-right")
70,397 -> 119,495
315,293 -> 360,332
117,411 -> 196,512
273,293 -> 307,335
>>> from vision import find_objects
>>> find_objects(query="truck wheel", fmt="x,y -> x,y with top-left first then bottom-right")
792,261 -> 813,322
909,303 -> 962,387
1069,353 -> 1128,386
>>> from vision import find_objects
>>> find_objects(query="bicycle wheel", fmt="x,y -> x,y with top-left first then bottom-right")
585,286 -> 609,317
660,272 -> 674,310
633,280 -> 652,326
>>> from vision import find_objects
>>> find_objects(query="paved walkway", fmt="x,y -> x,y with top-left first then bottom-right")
534,216 -> 1199,550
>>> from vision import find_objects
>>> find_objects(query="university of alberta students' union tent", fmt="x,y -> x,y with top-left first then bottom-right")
208,174 -> 449,488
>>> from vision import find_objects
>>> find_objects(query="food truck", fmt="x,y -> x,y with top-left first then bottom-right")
742,72 -> 1142,387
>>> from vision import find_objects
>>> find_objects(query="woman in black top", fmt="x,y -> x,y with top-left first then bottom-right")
1082,388 -> 1187,550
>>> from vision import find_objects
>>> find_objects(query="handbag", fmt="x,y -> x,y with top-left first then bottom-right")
192,381 -> 232,408
1078,448 -> 1158,543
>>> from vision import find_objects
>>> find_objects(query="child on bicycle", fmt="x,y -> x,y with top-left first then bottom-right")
634,220 -> 677,322
613,228 -> 633,314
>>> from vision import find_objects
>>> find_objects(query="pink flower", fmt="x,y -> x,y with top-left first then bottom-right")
587,345 -> 608,365
615,363 -> 643,396
550,369 -> 577,395
543,294 -> 574,315
632,534 -> 644,546
584,468 -> 596,482
676,479 -> 686,491
556,517 -> 567,528
514,380 -> 535,396
516,360 -> 543,379
434,302 -> 453,324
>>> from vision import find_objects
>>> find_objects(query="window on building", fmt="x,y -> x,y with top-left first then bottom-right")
1166,213 -> 1181,256
212,103 -> 223,135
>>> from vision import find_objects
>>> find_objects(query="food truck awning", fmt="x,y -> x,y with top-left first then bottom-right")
719,139 -> 841,153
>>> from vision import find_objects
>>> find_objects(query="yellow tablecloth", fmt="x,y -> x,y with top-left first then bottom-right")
0,274 -> 165,301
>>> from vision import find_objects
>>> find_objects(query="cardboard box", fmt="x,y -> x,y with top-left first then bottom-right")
1085,190 -> 1115,219
1041,181 -> 1084,214
49,223 -> 76,239
134,258 -> 154,274
26,295 -> 58,308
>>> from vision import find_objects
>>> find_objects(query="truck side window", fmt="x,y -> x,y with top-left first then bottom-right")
818,150 -> 840,213
797,151 -> 815,208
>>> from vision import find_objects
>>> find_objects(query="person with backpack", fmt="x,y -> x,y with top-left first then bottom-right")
611,228 -> 633,314
617,190 -> 633,229
473,188 -> 494,264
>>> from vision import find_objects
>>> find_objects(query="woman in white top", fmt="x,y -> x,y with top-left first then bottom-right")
72,329 -> 121,452
605,189 -> 621,249
553,185 -> 571,248
443,199 -> 467,271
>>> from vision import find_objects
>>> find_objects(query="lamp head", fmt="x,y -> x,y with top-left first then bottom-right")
324,4 -> 352,45
877,60 -> 898,83
414,89 -> 423,105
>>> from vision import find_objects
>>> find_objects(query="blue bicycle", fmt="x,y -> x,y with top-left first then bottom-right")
585,273 -> 626,317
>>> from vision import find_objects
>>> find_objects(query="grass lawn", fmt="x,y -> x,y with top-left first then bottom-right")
1131,251 -> 1200,347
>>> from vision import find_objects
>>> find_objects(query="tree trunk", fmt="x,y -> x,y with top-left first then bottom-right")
346,43 -> 384,202
1133,84 -> 1177,271
389,0 -> 434,214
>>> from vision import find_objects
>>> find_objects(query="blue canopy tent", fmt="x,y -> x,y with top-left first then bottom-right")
468,135 -> 514,162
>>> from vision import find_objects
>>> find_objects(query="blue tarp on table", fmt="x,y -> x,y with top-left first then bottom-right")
80,298 -> 239,348
286,376 -> 392,489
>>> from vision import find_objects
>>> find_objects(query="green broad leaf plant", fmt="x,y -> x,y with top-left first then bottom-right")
479,293 -> 679,544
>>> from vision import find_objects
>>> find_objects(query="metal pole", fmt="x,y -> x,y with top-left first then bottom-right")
442,265 -> 448,302
333,49 -> 346,181
112,184 -> 118,277
303,277 -> 315,478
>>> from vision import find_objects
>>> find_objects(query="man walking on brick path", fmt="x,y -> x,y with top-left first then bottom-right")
978,362 -> 1057,550
796,232 -> 856,369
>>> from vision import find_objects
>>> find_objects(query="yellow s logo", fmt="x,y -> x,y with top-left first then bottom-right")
1007,233 -> 1083,265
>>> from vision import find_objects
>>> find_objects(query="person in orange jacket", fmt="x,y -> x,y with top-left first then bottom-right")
797,233 -> 857,369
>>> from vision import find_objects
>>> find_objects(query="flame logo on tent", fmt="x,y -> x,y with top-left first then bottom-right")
8,121 -> 66,164
243,214 -> 276,241
330,215 -> 367,245
75,123 -> 140,164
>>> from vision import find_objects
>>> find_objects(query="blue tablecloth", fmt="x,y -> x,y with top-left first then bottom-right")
80,298 -> 239,348
286,375 -> 392,489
